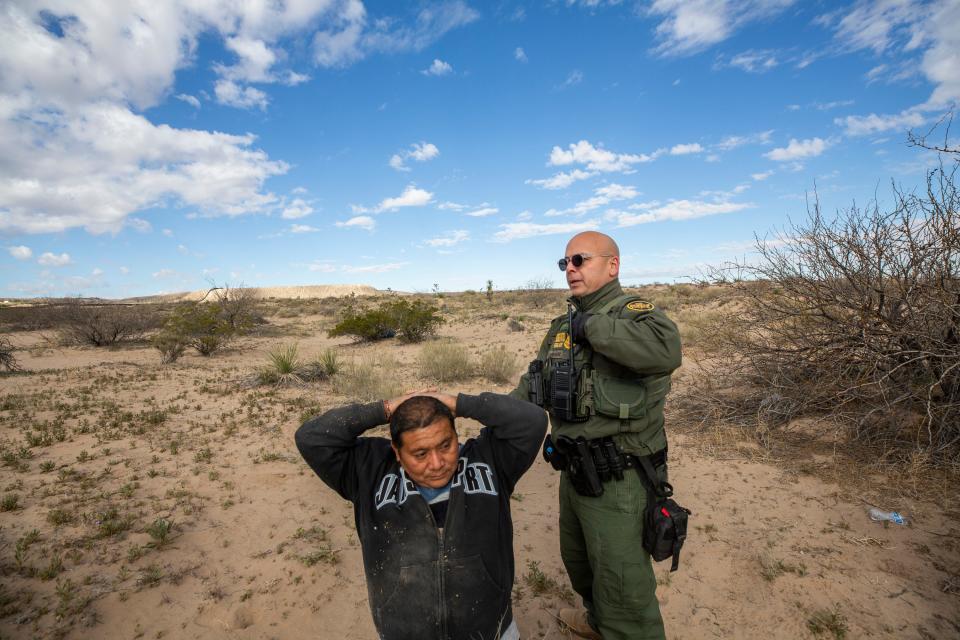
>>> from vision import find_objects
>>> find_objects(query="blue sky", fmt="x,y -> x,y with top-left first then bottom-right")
1,0 -> 957,298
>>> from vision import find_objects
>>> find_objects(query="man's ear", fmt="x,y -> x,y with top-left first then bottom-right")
391,442 -> 401,463
608,255 -> 620,278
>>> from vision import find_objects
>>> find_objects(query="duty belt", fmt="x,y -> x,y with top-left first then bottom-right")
543,434 -> 667,497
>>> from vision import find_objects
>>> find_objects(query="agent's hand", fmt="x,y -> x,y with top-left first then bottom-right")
418,392 -> 458,416
383,387 -> 438,421
571,312 -> 592,345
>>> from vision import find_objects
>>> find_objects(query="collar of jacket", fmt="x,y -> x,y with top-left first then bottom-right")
568,278 -> 624,312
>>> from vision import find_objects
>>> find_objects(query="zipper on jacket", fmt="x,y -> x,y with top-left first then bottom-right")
424,504 -> 447,640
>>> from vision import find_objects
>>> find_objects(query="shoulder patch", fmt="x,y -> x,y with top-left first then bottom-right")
626,300 -> 655,312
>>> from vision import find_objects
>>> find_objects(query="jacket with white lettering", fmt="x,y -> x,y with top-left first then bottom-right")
295,392 -> 547,640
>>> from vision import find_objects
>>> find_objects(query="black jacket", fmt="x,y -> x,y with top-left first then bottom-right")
295,393 -> 547,640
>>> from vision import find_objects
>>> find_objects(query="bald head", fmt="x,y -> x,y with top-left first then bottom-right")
563,232 -> 620,297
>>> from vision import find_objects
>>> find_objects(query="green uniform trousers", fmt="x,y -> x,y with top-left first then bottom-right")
559,468 -> 666,640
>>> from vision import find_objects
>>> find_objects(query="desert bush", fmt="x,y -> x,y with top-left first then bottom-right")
55,300 -> 156,346
0,335 -> 21,372
258,343 -> 304,386
419,342 -> 473,382
329,299 -> 443,343
333,355 -> 403,401
317,348 -> 343,376
208,283 -> 260,332
154,302 -> 233,358
479,345 -> 519,384
696,145 -> 960,459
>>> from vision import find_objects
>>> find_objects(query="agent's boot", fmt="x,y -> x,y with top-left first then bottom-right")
558,608 -> 602,640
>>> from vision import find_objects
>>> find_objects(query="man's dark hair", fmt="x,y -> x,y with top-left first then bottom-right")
390,396 -> 455,448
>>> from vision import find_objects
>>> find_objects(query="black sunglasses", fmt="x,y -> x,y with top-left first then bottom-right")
558,253 -> 613,271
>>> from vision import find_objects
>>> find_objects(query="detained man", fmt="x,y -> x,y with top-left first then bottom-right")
295,390 -> 547,640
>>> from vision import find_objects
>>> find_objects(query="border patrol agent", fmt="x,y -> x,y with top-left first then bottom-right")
510,231 -> 682,640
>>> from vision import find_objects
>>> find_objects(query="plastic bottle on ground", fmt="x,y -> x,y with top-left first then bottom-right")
868,507 -> 905,525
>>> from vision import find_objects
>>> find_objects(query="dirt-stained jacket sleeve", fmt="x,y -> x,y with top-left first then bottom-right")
583,307 -> 682,375
456,392 -> 547,493
295,401 -> 386,502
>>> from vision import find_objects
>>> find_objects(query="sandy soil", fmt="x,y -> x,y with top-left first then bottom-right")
0,292 -> 957,639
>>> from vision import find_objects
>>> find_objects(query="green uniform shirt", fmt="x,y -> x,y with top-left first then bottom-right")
510,279 -> 682,456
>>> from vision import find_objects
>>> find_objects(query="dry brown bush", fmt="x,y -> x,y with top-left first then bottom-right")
54,300 -> 160,346
693,145 -> 960,461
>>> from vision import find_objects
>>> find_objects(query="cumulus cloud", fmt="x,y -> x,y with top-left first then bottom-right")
336,215 -> 376,231
546,183 -> 640,217
526,169 -> 596,190
649,0 -> 797,57
764,137 -> 832,161
422,59 -> 453,76
290,224 -> 320,233
515,47 -> 528,62
549,140 -> 665,173
8,245 -> 32,260
281,198 -> 315,219
176,94 -> 201,108
493,220 -> 600,243
608,200 -> 753,227
214,79 -> 269,110
670,143 -> 703,155
425,230 -> 469,247
834,110 -> 926,137
751,170 -> 774,180
389,142 -> 440,171
464,207 -> 498,217
37,252 -> 72,266
354,185 -> 434,214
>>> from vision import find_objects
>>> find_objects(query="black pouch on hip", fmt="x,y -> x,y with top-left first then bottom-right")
636,455 -> 691,572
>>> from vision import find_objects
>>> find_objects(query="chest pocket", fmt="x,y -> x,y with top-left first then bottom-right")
587,369 -> 646,420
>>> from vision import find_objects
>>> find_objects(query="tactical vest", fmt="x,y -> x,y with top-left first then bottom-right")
532,295 -> 672,437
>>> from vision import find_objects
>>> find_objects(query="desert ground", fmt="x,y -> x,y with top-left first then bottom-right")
0,286 -> 958,640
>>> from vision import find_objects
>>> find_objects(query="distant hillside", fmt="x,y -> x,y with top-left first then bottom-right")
122,284 -> 382,304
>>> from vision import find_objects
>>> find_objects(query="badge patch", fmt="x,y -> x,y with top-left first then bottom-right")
626,300 -> 655,312
552,331 -> 571,350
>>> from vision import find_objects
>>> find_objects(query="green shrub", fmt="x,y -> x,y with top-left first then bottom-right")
154,302 -> 235,358
259,343 -> 303,386
317,348 -> 342,376
329,300 -> 443,343
418,342 -> 473,382
479,345 -> 519,384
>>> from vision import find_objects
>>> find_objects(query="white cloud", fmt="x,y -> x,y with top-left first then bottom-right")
715,130 -> 774,151
313,2 -> 478,68
214,79 -> 269,110
526,169 -> 596,190
751,170 -> 774,180
389,142 -> 440,171
355,185 -> 433,213
342,262 -> 407,274
727,49 -> 779,72
37,252 -> 71,266
8,245 -> 32,260
670,143 -> 703,155
282,198 -> 314,219
126,218 -> 153,233
764,137 -> 832,161
814,99 -> 855,111
91,267 -> 104,277
292,186 -> 308,195
119,266 -> 130,275
438,201 -> 468,211
649,0 -> 797,57
425,230 -> 469,247
834,110 -> 926,137
307,262 -> 338,273
336,215 -> 376,231
608,200 -> 753,227
557,69 -> 584,89
152,268 -> 175,279
290,224 -> 320,233
493,220 -> 600,243
177,244 -> 190,255
422,59 -> 453,76
549,140 -> 665,173
176,94 -> 201,108
515,47 -> 528,62
465,207 -> 498,217
547,183 -> 641,218
162,229 -> 174,237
